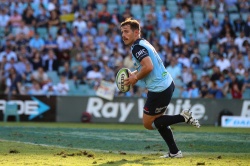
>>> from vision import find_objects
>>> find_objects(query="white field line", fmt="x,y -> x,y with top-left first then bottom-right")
0,139 -> 249,156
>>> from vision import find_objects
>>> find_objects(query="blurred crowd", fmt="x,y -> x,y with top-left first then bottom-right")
0,0 -> 249,99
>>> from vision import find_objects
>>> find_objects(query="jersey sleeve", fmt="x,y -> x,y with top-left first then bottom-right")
132,45 -> 149,62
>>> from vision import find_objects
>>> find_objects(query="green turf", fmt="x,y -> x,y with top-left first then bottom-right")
0,122 -> 250,166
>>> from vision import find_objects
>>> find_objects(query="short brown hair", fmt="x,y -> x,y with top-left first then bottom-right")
120,18 -> 140,32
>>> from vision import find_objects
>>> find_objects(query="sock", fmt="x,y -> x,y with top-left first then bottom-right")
153,115 -> 185,129
158,126 -> 179,154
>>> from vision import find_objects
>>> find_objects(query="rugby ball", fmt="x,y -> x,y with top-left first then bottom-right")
116,68 -> 130,92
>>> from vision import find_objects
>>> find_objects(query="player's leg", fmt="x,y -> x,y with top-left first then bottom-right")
143,113 -> 181,155
143,82 -> 183,155
143,82 -> 186,130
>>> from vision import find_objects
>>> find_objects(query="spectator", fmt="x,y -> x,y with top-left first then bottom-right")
204,0 -> 217,12
187,73 -> 202,90
216,75 -> 229,95
215,54 -> 230,72
70,27 -> 82,43
4,67 -> 22,95
98,5 -> 111,24
180,4 -> 191,19
188,83 -> 200,98
173,27 -> 186,54
157,5 -> 171,23
29,33 -> 45,51
44,50 -> 59,72
229,74 -> 243,99
29,51 -> 43,70
36,9 -> 49,28
15,21 -> 30,38
234,31 -> 248,53
210,66 -> 222,81
178,52 -> 190,68
102,64 -> 115,82
235,63 -> 245,76
83,21 -> 97,36
16,33 -> 30,50
44,34 -> 58,51
42,78 -> 58,96
60,62 -> 73,79
166,57 -> 181,81
233,18 -> 245,33
200,84 -> 209,98
231,52 -> 244,70
28,81 -> 44,95
43,81 -> 58,95
218,33 -> 234,50
86,64 -> 103,89
207,81 -> 224,98
15,55 -> 29,75
73,65 -> 86,82
181,66 -> 192,85
60,0 -> 72,14
56,75 -> 69,95
95,28 -> 108,46
216,0 -> 227,13
209,19 -> 222,48
22,63 -> 33,85
0,9 -> 10,28
57,34 -> 73,52
180,85 -> 189,98
244,51 -> 250,70
72,16 -> 87,34
48,10 -> 60,27
9,10 -> 22,27
170,13 -> 186,32
0,46 -> 17,62
239,0 -> 250,13
244,15 -> 250,37
31,66 -> 49,85
220,15 -> 233,30
204,13 -> 215,29
197,26 -> 212,44
70,41 -> 83,60
123,53 -> 134,70
241,71 -> 250,93
22,6 -> 36,27
111,8 -> 123,25
202,51 -> 216,71
57,22 -> 70,36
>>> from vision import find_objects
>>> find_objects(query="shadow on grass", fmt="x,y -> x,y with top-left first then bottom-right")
97,158 -> 156,166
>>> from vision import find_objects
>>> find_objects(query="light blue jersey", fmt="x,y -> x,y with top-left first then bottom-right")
131,38 -> 173,92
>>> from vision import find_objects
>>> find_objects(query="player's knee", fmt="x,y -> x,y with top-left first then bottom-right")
143,121 -> 154,130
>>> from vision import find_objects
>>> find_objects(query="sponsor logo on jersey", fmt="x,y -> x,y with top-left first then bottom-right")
144,107 -> 149,113
155,106 -> 168,114
135,49 -> 147,59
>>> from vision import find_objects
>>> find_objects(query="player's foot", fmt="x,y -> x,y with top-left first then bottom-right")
180,109 -> 200,128
160,150 -> 183,158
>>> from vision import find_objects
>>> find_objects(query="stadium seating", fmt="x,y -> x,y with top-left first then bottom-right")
0,0 -> 249,100
3,102 -> 20,122
47,71 -> 60,84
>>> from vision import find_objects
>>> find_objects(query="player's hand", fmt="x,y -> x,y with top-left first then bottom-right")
124,72 -> 138,86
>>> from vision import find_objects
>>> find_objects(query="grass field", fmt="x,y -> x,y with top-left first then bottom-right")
0,122 -> 250,166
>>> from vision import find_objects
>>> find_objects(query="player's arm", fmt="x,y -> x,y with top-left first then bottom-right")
125,45 -> 153,86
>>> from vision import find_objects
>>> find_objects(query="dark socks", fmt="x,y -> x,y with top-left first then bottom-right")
154,115 -> 185,129
158,126 -> 179,154
154,115 -> 185,154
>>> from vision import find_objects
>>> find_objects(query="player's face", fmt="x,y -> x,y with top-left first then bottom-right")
121,25 -> 137,46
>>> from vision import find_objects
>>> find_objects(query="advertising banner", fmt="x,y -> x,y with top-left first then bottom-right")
0,95 -> 56,122
222,116 -> 250,128
57,96 -> 250,125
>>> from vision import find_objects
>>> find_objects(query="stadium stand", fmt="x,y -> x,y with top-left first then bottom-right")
0,0 -> 249,99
